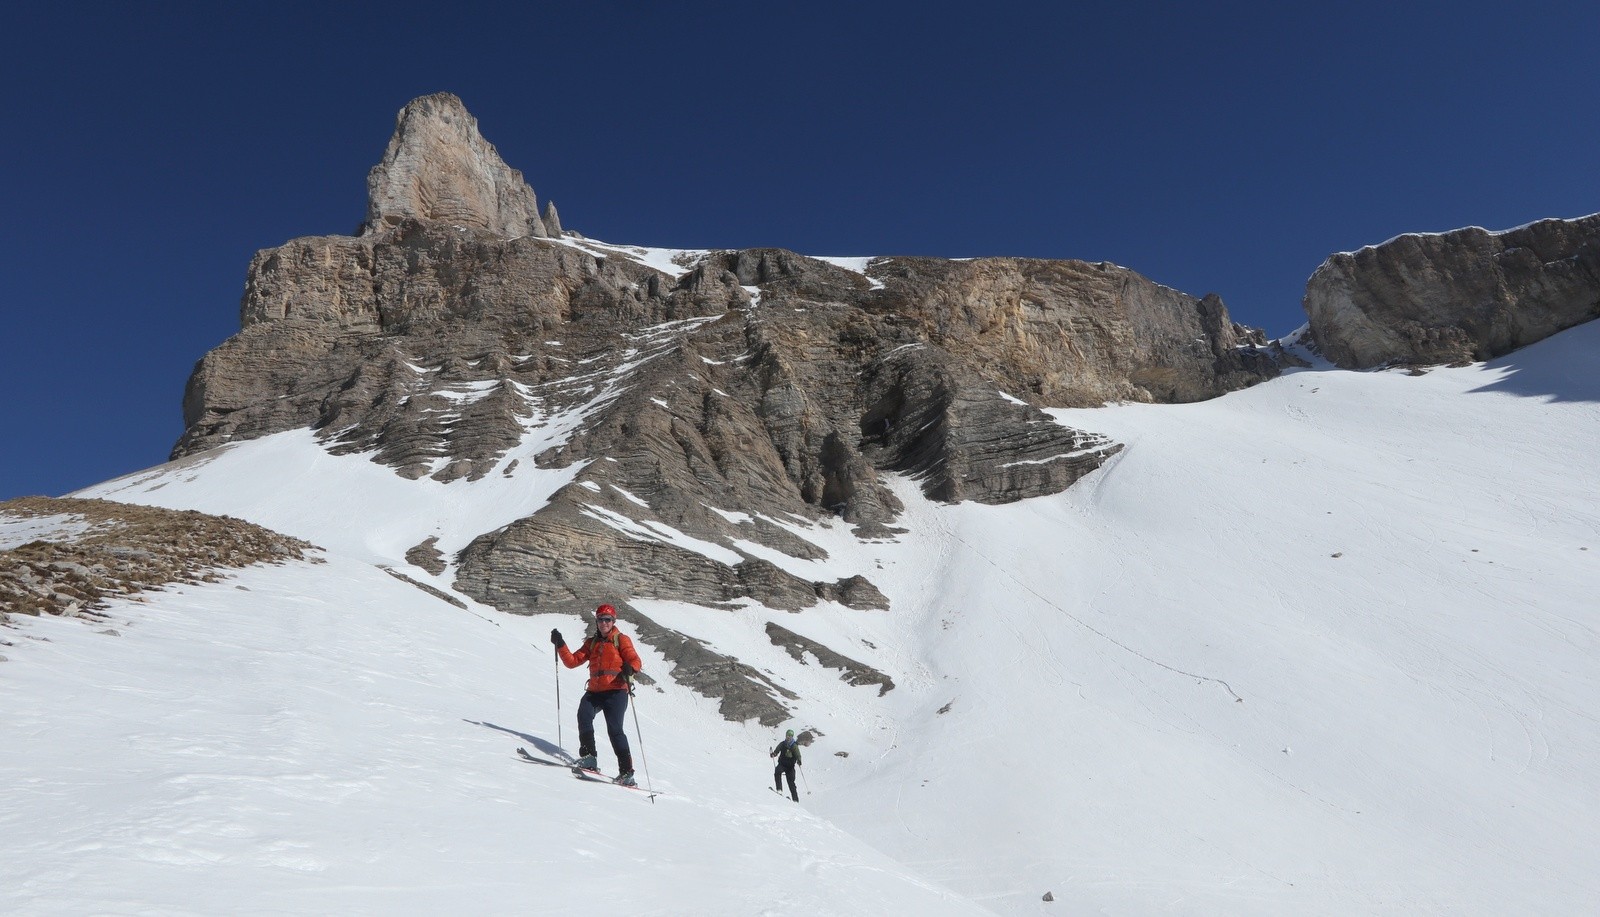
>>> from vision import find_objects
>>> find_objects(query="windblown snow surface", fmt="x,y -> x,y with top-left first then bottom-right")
4,321 -> 1599,915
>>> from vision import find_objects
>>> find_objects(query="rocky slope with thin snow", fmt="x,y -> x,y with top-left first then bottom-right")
0,496 -> 315,623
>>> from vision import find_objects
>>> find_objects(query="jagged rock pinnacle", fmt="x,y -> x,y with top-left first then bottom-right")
362,92 -> 547,239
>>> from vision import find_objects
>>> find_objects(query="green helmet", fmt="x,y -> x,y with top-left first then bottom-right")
786,729 -> 795,738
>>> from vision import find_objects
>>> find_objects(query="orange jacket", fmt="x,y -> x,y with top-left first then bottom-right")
559,628 -> 643,693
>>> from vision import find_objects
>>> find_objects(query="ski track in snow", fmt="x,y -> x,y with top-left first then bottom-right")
4,321 -> 1600,914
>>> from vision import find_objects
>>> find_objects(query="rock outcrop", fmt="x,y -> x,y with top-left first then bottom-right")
766,621 -> 895,696
1304,214 -> 1600,368
626,607 -> 796,726
867,258 -> 1279,406
0,497 -> 316,620
362,92 -> 549,240
171,93 -> 1288,722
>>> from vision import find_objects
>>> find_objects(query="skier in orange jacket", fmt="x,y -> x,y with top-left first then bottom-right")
551,604 -> 644,785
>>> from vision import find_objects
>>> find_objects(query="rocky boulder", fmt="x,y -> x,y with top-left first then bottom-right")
1304,213 -> 1600,368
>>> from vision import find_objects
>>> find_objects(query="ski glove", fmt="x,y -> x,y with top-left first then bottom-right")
621,662 -> 635,679
550,628 -> 565,648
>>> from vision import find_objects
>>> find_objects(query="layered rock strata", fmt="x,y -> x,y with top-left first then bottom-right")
1304,213 -> 1600,368
362,93 -> 551,240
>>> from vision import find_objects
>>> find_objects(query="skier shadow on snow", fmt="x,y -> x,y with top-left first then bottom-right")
464,719 -> 569,761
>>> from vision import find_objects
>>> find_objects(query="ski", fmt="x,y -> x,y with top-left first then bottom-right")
518,747 -> 658,799
572,765 -> 653,796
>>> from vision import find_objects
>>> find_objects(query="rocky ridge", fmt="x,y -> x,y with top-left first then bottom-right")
170,93 -> 1289,721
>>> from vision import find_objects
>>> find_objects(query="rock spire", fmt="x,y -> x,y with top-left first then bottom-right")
362,92 -> 548,239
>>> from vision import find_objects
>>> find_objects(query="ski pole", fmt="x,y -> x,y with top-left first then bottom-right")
800,764 -> 812,795
628,684 -> 655,804
555,648 -> 563,753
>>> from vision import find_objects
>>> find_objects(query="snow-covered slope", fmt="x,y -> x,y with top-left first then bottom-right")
5,322 -> 1598,915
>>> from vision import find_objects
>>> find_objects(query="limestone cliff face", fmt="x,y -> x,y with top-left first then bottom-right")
867,256 -> 1278,406
1304,214 -> 1600,368
175,94 -> 1287,724
361,92 -> 549,239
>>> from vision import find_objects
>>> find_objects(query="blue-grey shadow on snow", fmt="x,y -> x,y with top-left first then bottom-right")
465,719 -> 571,761
1465,320 -> 1600,403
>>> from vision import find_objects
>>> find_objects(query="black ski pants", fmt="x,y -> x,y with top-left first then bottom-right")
775,760 -> 798,801
577,689 -> 631,771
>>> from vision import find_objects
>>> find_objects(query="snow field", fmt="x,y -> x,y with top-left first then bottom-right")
0,554 -> 982,916
3,320 -> 1597,913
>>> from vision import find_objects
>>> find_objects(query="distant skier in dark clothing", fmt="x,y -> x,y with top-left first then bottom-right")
551,604 -> 644,786
771,728 -> 802,801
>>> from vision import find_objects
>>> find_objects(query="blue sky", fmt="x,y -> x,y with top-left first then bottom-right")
2,1 -> 1595,501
